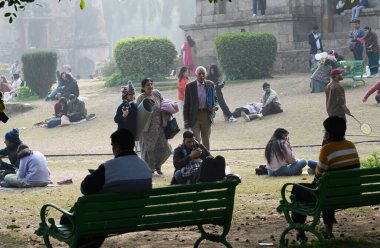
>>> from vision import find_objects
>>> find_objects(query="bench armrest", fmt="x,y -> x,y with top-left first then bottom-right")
278,183 -> 319,214
40,203 -> 74,228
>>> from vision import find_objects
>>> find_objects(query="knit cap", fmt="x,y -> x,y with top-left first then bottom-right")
121,81 -> 135,97
5,128 -> 20,144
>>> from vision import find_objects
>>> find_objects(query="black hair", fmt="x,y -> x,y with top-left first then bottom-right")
110,129 -> 135,150
178,67 -> 189,80
323,116 -> 346,141
13,74 -> 19,79
262,82 -> 270,89
209,64 -> 221,78
141,78 -> 153,93
364,26 -> 371,31
186,35 -> 195,47
264,128 -> 289,163
312,25 -> 319,31
183,130 -> 194,139
58,97 -> 67,104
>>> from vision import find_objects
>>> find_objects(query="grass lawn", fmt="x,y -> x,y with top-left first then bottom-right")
0,73 -> 379,247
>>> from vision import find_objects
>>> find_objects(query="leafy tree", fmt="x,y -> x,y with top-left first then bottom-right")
1,0 -> 223,23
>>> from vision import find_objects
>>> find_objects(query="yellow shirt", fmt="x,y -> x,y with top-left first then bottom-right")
316,140 -> 360,178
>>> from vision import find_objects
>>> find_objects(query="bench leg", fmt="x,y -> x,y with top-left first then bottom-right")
42,234 -> 53,248
279,226 -> 293,247
194,225 -> 232,248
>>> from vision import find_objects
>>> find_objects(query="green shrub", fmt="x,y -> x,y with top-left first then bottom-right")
215,32 -> 277,80
104,72 -> 129,87
17,86 -> 34,99
21,51 -> 57,98
361,152 -> 380,169
113,36 -> 176,80
100,58 -> 119,77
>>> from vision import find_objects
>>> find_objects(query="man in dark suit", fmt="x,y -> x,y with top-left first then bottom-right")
308,25 -> 323,71
183,66 -> 218,150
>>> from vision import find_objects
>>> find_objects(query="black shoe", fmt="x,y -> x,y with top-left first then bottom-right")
156,170 -> 163,175
296,234 -> 308,245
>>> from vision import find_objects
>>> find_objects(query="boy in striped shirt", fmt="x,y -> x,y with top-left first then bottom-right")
292,116 -> 360,243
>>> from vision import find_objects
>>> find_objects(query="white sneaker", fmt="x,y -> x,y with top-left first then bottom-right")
241,112 -> 251,122
252,14 -> 256,17
257,113 -> 263,119
228,116 -> 237,123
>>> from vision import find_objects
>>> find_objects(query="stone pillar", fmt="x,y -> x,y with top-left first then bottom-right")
321,0 -> 334,33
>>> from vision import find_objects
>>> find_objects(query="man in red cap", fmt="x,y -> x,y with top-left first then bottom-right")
325,68 -> 352,121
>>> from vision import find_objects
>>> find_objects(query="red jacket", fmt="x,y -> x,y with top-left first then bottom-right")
363,82 -> 380,101
177,77 -> 189,101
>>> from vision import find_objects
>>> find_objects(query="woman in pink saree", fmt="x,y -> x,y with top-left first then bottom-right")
181,35 -> 196,75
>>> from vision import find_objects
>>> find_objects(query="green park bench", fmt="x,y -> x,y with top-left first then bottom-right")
276,167 -> 380,247
337,60 -> 365,88
35,180 -> 240,248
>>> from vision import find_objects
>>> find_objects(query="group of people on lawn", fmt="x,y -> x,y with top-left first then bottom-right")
0,60 -> 377,246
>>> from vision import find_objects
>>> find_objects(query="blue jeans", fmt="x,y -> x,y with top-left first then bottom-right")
174,170 -> 190,184
268,160 -> 316,177
48,83 -> 64,99
252,0 -> 265,15
352,6 -> 365,20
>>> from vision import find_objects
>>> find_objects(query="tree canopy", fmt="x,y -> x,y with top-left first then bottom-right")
0,0 -> 85,23
0,0 -> 230,23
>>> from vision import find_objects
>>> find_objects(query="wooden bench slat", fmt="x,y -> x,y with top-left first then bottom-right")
81,199 -> 227,222
78,209 -> 226,233
80,189 -> 228,211
322,175 -> 380,187
322,193 -> 380,209
77,181 -> 236,203
324,183 -> 380,197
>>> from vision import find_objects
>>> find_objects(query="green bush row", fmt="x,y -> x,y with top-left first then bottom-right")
215,32 -> 277,80
21,51 -> 57,98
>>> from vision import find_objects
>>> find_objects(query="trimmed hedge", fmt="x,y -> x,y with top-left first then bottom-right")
21,51 -> 57,97
113,36 -> 176,80
215,32 -> 277,80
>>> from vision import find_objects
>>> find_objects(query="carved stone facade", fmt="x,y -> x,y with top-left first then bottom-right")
0,0 -> 110,78
181,0 -> 380,73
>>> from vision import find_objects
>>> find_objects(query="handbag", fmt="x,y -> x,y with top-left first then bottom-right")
164,114 -> 180,139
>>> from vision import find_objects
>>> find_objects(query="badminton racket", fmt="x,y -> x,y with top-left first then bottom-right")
351,115 -> 372,135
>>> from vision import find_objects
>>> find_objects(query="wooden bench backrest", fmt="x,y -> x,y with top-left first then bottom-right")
72,180 -> 239,236
318,167 -> 380,210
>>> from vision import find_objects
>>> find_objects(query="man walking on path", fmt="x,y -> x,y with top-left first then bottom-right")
325,68 -> 352,121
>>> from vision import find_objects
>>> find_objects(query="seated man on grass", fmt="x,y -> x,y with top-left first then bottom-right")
241,82 -> 283,122
60,129 -> 152,247
67,94 -> 87,122
171,130 -> 210,184
291,116 -> 360,244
